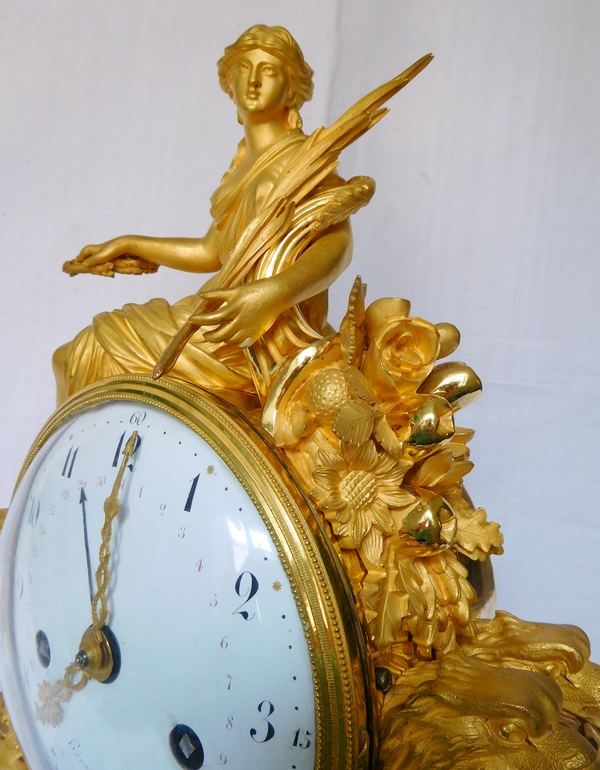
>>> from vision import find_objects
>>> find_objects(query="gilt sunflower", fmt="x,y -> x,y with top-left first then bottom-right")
311,440 -> 414,563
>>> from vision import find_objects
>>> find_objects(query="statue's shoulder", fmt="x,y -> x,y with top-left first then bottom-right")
210,133 -> 307,220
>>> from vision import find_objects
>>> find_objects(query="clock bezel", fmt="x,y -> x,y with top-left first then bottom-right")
2,374 -> 373,770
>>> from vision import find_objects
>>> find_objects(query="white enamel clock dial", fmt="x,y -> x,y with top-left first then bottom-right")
0,397 -> 318,770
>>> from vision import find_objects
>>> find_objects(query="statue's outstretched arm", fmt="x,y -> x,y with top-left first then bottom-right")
70,223 -> 222,274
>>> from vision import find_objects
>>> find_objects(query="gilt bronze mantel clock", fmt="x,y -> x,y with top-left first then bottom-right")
1,24 -> 599,770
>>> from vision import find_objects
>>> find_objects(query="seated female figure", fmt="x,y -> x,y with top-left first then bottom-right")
53,25 -> 353,404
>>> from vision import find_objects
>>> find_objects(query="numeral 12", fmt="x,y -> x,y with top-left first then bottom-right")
112,431 -> 141,468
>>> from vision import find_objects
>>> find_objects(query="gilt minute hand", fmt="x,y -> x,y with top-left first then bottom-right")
91,431 -> 139,631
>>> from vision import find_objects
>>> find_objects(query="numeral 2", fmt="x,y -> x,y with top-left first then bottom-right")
233,572 -> 259,620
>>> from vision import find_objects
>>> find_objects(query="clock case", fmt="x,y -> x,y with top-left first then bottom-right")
1,374 -> 375,770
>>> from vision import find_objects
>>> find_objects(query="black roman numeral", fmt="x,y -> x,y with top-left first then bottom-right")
61,447 -> 78,478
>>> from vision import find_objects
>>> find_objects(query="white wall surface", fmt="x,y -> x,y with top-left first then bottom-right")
1,1 -> 599,653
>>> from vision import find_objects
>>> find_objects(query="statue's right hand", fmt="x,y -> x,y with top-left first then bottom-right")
76,238 -> 125,267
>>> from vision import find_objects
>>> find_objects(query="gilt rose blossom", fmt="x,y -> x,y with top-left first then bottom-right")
361,316 -> 441,400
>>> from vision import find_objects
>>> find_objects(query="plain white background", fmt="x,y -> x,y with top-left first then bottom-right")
1,1 -> 599,653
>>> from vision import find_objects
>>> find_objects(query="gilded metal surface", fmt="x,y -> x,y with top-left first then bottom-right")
0,527 -> 26,768
265,280 -> 502,658
262,278 -> 600,767
378,654 -> 600,770
4,23 -> 600,770
0,695 -> 26,769
417,360 -> 483,411
69,626 -> 115,684
52,24 -> 432,403
262,335 -> 340,439
10,374 -> 371,770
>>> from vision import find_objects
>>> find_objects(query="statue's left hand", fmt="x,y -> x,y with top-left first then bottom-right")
190,280 -> 287,348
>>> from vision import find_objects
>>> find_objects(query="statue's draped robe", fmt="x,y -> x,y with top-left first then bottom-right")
57,132 -> 338,400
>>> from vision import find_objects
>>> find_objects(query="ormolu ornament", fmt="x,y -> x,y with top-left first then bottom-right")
1,23 -> 599,770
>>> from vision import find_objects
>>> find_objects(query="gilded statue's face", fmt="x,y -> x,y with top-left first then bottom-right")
230,48 -> 290,122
